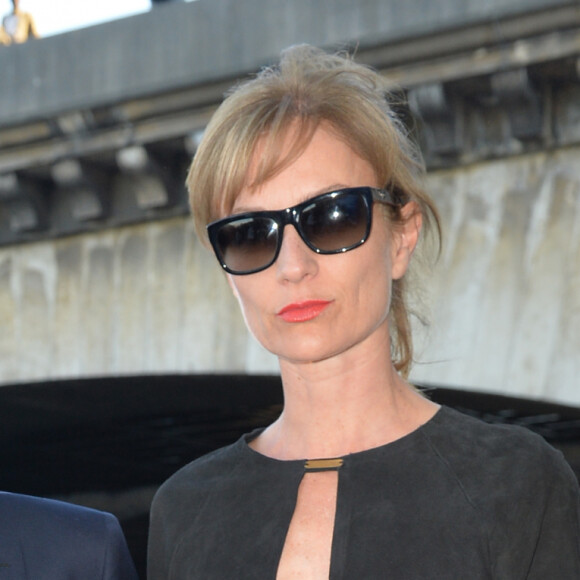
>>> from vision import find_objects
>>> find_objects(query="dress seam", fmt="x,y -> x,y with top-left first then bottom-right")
419,428 -> 494,574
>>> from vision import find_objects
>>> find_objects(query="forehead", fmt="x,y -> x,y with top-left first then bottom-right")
232,124 -> 378,212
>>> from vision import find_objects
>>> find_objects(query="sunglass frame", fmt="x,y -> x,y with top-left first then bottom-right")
207,186 -> 408,275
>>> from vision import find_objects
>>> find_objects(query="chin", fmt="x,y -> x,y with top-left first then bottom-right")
273,341 -> 347,366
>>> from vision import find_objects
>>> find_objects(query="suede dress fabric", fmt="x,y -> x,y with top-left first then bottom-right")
148,406 -> 580,579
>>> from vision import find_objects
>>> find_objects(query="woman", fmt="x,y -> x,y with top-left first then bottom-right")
148,45 -> 580,579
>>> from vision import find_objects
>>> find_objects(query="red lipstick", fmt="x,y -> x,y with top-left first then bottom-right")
277,300 -> 332,323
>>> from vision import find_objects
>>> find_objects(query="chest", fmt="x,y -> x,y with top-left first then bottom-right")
276,470 -> 338,579
171,459 -> 494,580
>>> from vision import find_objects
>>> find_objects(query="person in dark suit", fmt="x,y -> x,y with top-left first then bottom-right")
0,491 -> 139,579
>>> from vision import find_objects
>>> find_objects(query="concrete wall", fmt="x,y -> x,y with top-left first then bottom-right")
0,217 -> 266,383
412,148 -> 580,404
0,0 -> 576,125
1,147 -> 578,405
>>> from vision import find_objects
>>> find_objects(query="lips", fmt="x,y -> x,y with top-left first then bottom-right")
277,300 -> 332,323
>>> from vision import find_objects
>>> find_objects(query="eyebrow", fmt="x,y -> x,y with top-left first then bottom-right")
231,183 -> 350,214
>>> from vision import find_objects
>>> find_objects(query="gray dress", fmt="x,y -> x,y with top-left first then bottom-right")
148,406 -> 580,579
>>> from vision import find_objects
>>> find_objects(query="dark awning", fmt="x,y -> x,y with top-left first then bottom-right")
1,374 -> 579,497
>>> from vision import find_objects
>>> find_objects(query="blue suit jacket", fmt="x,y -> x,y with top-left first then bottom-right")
0,492 -> 139,579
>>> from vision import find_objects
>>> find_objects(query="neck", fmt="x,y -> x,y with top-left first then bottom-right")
252,335 -> 438,460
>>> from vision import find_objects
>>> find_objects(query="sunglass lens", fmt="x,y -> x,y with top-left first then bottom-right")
216,217 -> 279,273
301,192 -> 369,252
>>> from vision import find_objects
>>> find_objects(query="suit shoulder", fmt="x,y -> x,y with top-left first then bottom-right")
0,492 -> 115,527
0,493 -> 138,580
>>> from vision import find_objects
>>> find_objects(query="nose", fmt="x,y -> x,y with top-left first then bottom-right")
275,224 -> 319,283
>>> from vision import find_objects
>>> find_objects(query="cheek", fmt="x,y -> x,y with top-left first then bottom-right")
228,277 -> 271,336
340,234 -> 392,298
361,265 -> 393,319
229,278 -> 256,317
355,231 -> 394,312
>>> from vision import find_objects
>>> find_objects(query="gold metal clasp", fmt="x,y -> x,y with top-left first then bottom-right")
304,458 -> 344,471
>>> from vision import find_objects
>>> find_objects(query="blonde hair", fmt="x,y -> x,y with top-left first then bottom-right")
187,44 -> 440,377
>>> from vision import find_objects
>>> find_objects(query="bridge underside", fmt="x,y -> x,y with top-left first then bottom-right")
0,0 -> 579,245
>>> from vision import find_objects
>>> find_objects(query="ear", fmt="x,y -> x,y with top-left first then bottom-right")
391,202 -> 422,280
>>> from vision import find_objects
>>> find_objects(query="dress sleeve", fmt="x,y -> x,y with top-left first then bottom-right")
523,448 -> 580,579
147,489 -> 173,580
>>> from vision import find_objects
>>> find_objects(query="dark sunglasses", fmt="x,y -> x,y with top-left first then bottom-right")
207,186 -> 409,275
